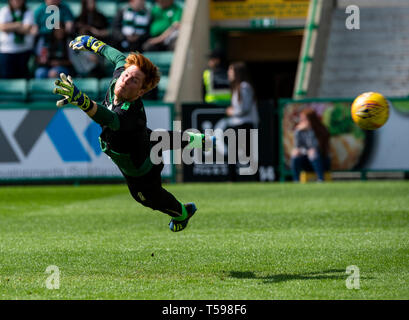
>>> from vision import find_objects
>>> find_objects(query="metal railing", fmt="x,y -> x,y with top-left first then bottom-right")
294,0 -> 319,99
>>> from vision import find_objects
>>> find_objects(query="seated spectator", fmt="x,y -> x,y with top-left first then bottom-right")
291,108 -> 331,182
35,24 -> 73,78
112,0 -> 151,52
0,0 -> 35,79
143,0 -> 182,51
33,0 -> 74,50
71,0 -> 108,78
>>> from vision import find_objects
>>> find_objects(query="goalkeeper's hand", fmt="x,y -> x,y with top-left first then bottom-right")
53,73 -> 93,111
69,35 -> 106,54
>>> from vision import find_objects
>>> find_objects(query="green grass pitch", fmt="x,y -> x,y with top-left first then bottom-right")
0,181 -> 408,300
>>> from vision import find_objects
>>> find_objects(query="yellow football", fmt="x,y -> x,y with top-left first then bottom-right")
351,92 -> 390,130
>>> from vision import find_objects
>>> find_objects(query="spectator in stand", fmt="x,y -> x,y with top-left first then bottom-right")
290,108 -> 331,182
0,0 -> 35,79
32,0 -> 74,52
143,0 -> 182,51
112,0 -> 151,52
72,0 -> 109,77
35,23 -> 73,78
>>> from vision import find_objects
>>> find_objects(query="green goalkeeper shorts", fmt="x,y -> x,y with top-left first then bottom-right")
99,137 -> 153,177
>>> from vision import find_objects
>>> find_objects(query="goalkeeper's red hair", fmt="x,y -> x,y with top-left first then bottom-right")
125,52 -> 160,94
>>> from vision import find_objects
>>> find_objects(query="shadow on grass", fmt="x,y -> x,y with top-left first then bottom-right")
229,269 -> 359,284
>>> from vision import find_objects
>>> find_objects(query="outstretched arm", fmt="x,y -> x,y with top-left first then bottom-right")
99,45 -> 127,70
53,73 -> 120,131
69,35 -> 127,70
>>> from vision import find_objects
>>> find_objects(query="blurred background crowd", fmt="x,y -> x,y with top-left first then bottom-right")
0,0 -> 184,80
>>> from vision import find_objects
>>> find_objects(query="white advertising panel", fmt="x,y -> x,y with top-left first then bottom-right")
0,105 -> 173,180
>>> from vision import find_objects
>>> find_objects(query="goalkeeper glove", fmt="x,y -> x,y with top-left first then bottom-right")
69,35 -> 106,54
53,73 -> 93,111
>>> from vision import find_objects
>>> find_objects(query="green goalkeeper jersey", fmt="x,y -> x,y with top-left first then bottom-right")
93,46 -> 153,177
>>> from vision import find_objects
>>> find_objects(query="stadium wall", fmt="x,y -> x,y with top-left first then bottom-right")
0,102 -> 175,184
165,0 -> 210,108
279,97 -> 409,181
294,0 -> 336,99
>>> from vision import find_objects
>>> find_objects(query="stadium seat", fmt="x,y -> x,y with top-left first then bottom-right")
99,78 -> 113,100
116,0 -> 152,11
116,0 -> 186,11
28,79 -> 57,101
24,0 -> 117,20
144,51 -> 174,76
0,79 -> 28,102
300,171 -> 332,183
158,75 -> 169,100
75,78 -> 100,101
103,59 -> 115,79
26,1 -> 42,12
28,78 -> 99,102
96,1 -> 118,21
66,1 -> 81,18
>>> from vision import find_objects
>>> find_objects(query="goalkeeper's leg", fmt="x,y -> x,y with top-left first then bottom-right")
124,165 -> 197,232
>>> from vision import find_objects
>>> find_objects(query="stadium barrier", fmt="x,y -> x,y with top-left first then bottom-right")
181,102 -> 277,182
0,76 -> 170,104
279,97 -> 409,181
0,101 -> 175,184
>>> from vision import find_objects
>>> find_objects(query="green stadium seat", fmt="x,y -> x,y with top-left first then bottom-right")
96,1 -> 118,20
66,1 -> 81,18
116,0 -> 162,11
75,78 -> 99,101
99,78 -> 113,100
24,0 -> 81,17
28,78 -> 56,101
158,75 -> 169,100
24,1 -> 80,19
95,0 -> 184,20
144,51 -> 174,76
0,79 -> 28,102
26,1 -> 42,13
28,78 -> 99,102
103,59 -> 115,79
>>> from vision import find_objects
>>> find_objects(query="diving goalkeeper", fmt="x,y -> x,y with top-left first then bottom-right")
53,35 -> 204,232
